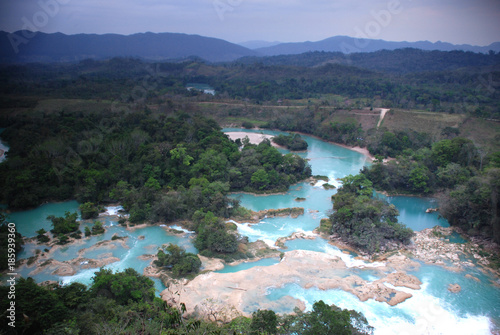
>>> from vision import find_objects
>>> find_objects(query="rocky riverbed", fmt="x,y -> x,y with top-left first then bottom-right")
161,249 -> 423,317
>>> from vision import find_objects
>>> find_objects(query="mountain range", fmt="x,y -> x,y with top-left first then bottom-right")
0,31 -> 257,63
253,35 -> 500,55
1,31 -> 499,64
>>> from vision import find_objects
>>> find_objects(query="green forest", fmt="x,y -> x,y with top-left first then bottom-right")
1,48 -> 499,117
0,110 -> 310,215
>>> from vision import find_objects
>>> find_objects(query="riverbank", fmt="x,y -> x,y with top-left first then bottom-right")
282,129 -> 375,162
224,129 -> 375,162
317,223 -> 500,279
225,131 -> 282,148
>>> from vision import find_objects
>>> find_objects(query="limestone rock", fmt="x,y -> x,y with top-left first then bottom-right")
465,274 -> 481,282
384,272 -> 422,290
448,283 -> 461,293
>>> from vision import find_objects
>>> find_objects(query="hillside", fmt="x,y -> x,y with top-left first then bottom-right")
1,52 -> 498,119
255,35 -> 500,56
237,49 -> 500,74
0,31 -> 257,63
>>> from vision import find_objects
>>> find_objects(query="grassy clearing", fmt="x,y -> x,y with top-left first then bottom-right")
459,117 -> 500,153
380,109 -> 467,139
328,109 -> 380,131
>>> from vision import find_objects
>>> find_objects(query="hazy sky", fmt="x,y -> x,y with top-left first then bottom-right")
1,0 -> 499,46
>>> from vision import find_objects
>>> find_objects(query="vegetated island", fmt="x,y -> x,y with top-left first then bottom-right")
271,133 -> 308,151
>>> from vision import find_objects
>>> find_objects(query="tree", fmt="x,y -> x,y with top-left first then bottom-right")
194,211 -> 239,256
331,175 -> 413,253
408,165 -> 430,193
79,202 -> 100,219
0,213 -> 24,270
155,244 -> 201,277
48,211 -> 79,235
145,177 -> 161,191
282,301 -> 373,335
90,268 -> 156,305
250,309 -> 278,335
440,168 -> 500,244
91,221 -> 105,235
272,133 -> 308,151
251,169 -> 270,190
170,144 -> 194,166
303,300 -> 351,335
338,174 -> 373,197
0,277 -> 68,333
36,228 -> 50,243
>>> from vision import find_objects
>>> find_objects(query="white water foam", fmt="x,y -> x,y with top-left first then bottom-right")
60,268 -> 97,286
321,244 -> 385,268
100,205 -> 124,216
313,172 -> 342,189
278,281 -> 492,335
169,225 -> 195,234
231,221 -> 279,248
368,281 -> 493,335
328,172 -> 343,189
60,236 -> 139,286
294,228 -> 317,238
313,180 -> 328,188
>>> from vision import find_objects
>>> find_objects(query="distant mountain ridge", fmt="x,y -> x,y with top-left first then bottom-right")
238,40 -> 282,49
0,31 -> 499,64
255,36 -> 500,56
0,31 -> 257,63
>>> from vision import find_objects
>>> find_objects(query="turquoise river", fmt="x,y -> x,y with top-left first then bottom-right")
3,128 -> 499,335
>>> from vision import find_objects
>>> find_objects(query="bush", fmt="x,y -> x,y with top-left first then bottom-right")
48,212 -> 79,235
91,221 -> 105,235
36,228 -> 50,243
242,121 -> 255,129
272,133 -> 308,151
70,230 -> 82,239
154,244 -> 201,277
79,202 -> 100,220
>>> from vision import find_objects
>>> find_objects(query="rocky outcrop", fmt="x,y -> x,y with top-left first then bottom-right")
26,256 -> 120,277
465,274 -> 481,282
353,281 -> 413,306
275,231 -> 316,248
161,250 -> 421,318
384,271 -> 422,290
409,227 -> 471,271
255,208 -> 305,220
233,208 -> 305,224
384,255 -> 421,272
448,284 -> 461,293
199,255 -> 225,272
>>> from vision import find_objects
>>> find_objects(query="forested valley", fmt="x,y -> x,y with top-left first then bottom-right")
1,47 -> 499,333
